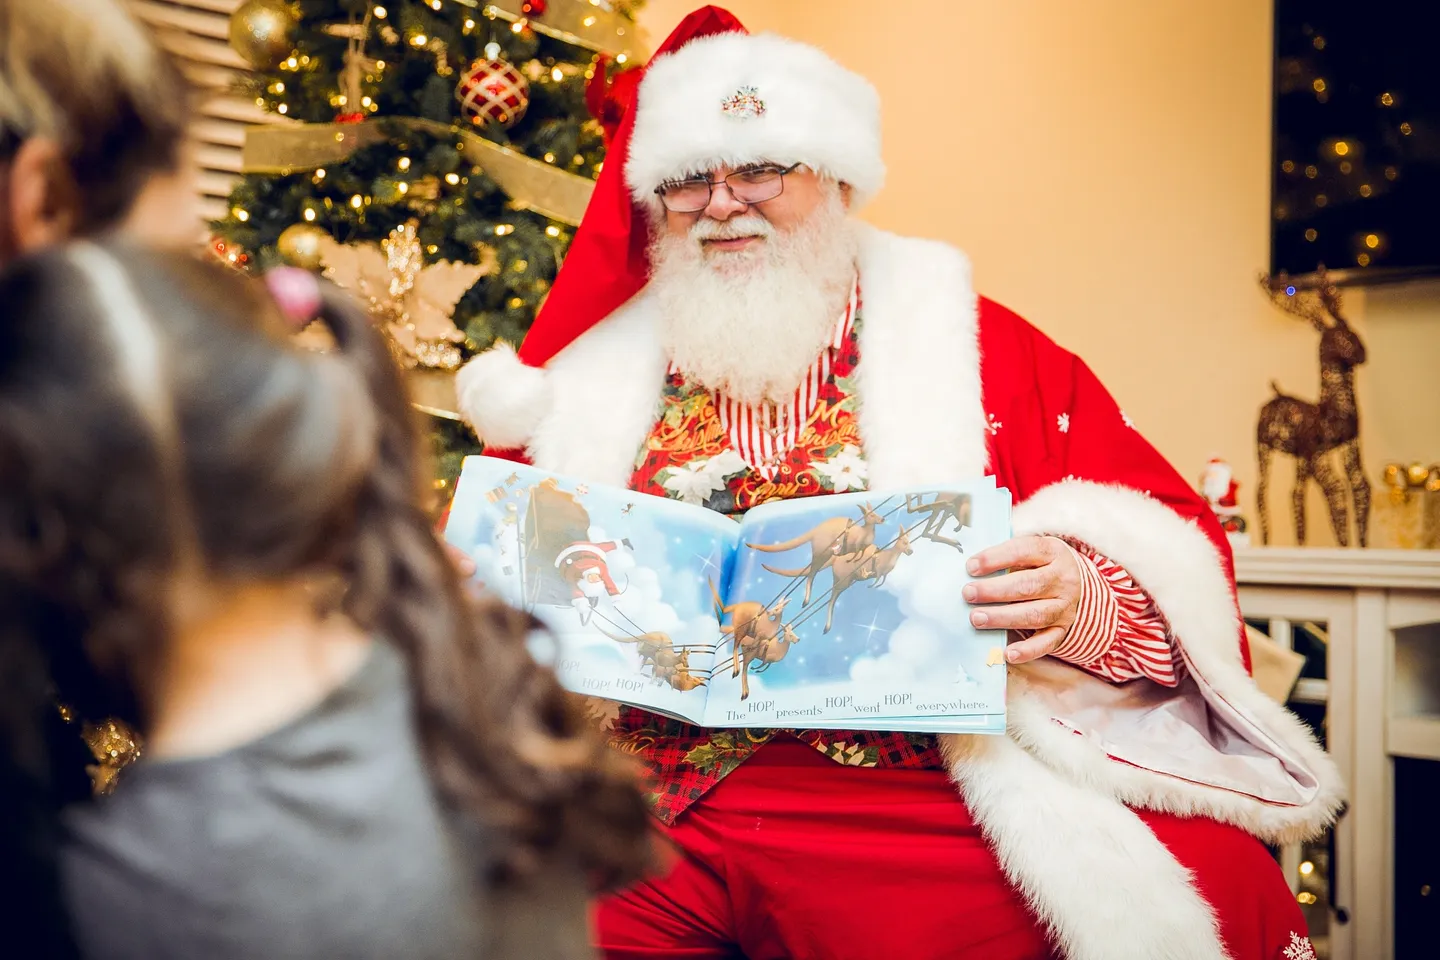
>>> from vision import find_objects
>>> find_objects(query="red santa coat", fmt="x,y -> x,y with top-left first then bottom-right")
458,225 -> 1343,959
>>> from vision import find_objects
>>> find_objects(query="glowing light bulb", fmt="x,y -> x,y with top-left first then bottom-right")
233,207 -> 249,222
1359,184 -> 1373,197
552,67 -> 564,82
1299,861 -> 1314,876
398,157 -> 411,171
373,5 -> 387,17
1312,79 -> 1326,93
1304,229 -> 1317,241
412,33 -> 428,47
303,208 -> 317,222
1380,92 -> 1394,106
1400,122 -> 1413,136
397,182 -> 409,194
545,225 -> 561,237
277,103 -> 288,114
445,173 -> 461,185
1334,141 -> 1349,156
351,195 -> 364,209
1365,234 -> 1380,248
315,168 -> 327,179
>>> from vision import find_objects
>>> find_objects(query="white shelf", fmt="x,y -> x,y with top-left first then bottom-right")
1388,716 -> 1440,762
1233,546 -> 1440,590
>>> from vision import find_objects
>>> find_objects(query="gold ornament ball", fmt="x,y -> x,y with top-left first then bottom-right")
229,0 -> 298,69
277,223 -> 327,270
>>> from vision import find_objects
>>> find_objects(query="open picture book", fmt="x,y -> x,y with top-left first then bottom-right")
443,456 -> 1013,735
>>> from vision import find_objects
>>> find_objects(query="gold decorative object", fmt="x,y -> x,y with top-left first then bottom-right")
276,222 -> 328,270
56,705 -> 142,795
228,0 -> 298,69
316,222 -> 490,416
1377,461 -> 1440,549
242,118 -> 594,226
479,0 -> 643,59
1255,269 -> 1370,546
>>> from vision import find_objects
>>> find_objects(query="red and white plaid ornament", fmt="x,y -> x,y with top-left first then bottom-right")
456,44 -> 530,128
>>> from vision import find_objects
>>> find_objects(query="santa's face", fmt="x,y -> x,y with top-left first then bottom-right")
1201,462 -> 1231,501
661,163 -> 834,255
648,164 -> 859,406
577,570 -> 609,599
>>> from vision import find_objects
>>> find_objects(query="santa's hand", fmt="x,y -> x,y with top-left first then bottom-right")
962,536 -> 1081,664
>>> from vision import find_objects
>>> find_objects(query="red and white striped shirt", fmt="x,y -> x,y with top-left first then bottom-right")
668,280 -> 859,479
1052,541 -> 1180,686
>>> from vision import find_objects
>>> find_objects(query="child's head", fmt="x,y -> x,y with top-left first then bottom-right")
0,0 -> 194,264
0,243 -> 652,888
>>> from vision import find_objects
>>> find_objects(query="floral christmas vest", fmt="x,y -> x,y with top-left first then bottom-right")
613,289 -> 944,824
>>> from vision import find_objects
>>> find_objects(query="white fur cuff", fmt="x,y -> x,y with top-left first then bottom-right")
455,343 -> 551,451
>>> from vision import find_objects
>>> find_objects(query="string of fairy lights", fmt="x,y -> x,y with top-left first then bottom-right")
1274,18 -> 1419,273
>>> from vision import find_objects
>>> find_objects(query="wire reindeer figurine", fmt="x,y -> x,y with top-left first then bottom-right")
1256,269 -> 1370,547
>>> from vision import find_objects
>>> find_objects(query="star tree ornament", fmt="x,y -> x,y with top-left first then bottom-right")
315,222 -> 491,416
457,43 -> 531,128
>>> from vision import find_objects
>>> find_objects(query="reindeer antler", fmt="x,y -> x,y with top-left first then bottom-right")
1259,267 -> 1347,329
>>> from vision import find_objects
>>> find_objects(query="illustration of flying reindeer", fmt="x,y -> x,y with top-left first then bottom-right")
748,502 -> 885,604
596,628 -> 678,672
708,584 -> 797,700
657,650 -> 708,691
1256,270 -> 1370,546
821,528 -> 914,632
904,492 -> 972,551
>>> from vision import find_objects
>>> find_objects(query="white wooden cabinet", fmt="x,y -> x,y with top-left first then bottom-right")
1234,547 -> 1440,960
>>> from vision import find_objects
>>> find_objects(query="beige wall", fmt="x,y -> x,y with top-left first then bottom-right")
638,0 -> 1440,546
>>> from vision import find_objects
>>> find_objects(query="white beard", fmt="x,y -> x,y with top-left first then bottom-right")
648,190 -> 858,406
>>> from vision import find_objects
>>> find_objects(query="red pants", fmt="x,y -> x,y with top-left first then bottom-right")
595,739 -> 1308,960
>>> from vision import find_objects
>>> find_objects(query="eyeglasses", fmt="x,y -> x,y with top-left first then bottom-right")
654,163 -> 803,213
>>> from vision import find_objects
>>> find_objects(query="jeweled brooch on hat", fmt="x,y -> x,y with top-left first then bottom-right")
721,85 -> 766,119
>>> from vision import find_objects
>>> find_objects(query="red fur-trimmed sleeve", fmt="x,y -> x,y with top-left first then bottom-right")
978,298 -> 1252,675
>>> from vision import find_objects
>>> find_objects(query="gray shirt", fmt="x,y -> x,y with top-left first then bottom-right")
59,641 -> 592,960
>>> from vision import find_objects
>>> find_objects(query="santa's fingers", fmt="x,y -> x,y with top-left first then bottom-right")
1004,625 -> 1069,664
963,566 -> 1060,604
970,597 -> 1072,632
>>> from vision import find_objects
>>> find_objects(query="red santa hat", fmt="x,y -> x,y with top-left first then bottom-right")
455,6 -> 883,450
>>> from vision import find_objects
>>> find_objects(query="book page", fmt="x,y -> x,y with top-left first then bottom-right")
443,457 -> 739,723
700,484 -> 1010,734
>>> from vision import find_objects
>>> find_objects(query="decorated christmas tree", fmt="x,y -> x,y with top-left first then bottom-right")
211,0 -> 646,486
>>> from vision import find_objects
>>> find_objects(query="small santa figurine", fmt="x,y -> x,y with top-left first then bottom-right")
1200,456 -> 1250,545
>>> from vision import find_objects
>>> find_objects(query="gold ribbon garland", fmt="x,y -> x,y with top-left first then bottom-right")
242,118 -> 596,226
455,0 -> 645,59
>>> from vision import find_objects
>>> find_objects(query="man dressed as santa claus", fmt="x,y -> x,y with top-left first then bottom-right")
457,8 -> 1341,959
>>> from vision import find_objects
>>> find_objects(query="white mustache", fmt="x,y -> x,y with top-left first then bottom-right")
689,215 -> 775,243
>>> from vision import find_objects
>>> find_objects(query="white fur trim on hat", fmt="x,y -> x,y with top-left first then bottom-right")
455,342 -> 552,450
626,32 -> 885,211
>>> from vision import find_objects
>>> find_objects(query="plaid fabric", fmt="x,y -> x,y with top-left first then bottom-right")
620,294 -> 946,824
